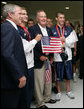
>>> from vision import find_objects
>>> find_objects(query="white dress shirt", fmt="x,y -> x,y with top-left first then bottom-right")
38,23 -> 48,36
38,23 -> 49,55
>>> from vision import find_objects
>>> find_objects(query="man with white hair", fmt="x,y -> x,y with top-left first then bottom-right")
29,10 -> 56,108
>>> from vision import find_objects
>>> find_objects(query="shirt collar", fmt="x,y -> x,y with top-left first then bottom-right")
38,23 -> 46,30
56,24 -> 64,29
6,19 -> 18,30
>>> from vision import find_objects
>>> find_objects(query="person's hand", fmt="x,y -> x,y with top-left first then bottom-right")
50,58 -> 53,64
74,50 -> 76,56
61,48 -> 65,53
35,34 -> 42,42
18,76 -> 26,88
40,56 -> 48,61
60,36 -> 66,42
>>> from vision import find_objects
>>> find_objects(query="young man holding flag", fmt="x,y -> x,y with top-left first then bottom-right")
52,12 -> 78,101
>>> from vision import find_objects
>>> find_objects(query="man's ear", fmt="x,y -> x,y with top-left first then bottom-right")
8,12 -> 13,19
36,17 -> 38,22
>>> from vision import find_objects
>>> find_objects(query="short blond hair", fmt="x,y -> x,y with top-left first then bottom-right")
21,7 -> 27,11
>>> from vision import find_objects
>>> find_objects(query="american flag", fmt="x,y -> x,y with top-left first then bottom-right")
45,59 -> 51,84
41,36 -> 62,53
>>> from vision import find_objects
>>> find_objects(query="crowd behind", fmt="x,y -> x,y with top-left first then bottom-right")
1,4 -> 83,108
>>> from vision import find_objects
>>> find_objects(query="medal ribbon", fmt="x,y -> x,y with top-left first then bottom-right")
56,25 -> 65,45
19,25 -> 31,41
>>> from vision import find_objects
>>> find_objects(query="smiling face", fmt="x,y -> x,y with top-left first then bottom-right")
20,9 -> 28,23
36,11 -> 47,27
56,13 -> 65,27
8,6 -> 22,25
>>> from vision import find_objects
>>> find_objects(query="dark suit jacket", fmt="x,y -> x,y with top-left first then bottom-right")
28,24 -> 53,68
1,21 -> 28,89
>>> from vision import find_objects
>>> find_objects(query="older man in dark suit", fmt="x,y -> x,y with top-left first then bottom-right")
1,4 -> 28,108
29,10 -> 56,108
